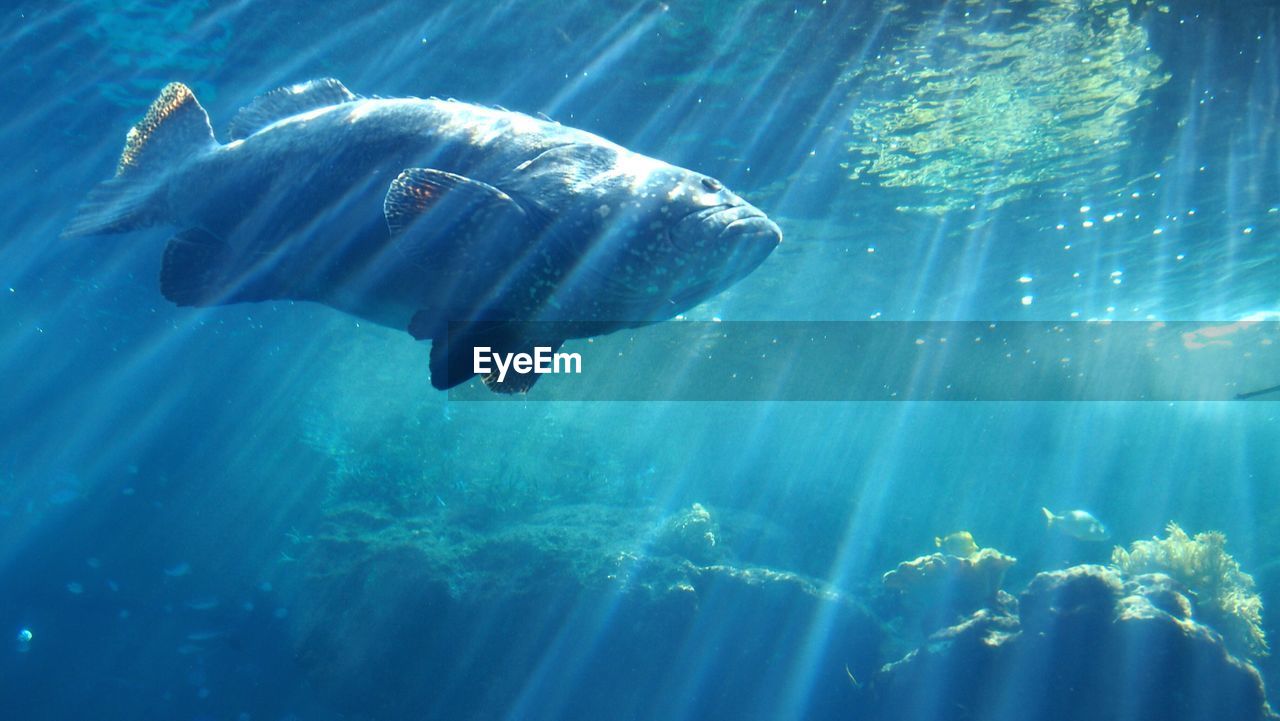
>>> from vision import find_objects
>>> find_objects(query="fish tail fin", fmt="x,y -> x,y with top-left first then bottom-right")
62,82 -> 216,238
60,177 -> 158,239
1041,507 -> 1055,526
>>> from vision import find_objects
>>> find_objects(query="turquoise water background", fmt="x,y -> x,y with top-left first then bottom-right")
1,2 -> 1278,719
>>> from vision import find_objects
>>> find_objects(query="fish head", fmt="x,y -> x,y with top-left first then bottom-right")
661,173 -> 782,309
522,144 -> 780,317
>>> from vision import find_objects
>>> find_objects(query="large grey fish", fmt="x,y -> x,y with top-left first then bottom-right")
65,79 -> 781,392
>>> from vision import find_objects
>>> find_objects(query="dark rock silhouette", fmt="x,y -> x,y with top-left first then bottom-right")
866,564 -> 1277,721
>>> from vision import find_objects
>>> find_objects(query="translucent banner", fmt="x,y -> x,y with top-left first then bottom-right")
444,320 -> 1280,401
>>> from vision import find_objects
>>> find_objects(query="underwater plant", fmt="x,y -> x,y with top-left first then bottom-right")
1111,522 -> 1267,659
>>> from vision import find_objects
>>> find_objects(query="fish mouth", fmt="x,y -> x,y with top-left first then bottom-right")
712,206 -> 782,278
674,203 -> 782,248
719,213 -> 783,245
660,203 -> 781,307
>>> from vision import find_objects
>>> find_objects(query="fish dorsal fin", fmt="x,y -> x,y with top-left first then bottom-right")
228,78 -> 360,140
118,82 -> 216,177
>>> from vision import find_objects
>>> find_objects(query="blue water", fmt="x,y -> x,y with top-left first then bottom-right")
2,2 -> 1279,720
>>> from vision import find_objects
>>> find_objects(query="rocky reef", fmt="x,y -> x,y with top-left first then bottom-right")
881,546 -> 1017,636
283,501 -> 883,721
283,499 -> 1276,721
866,564 -> 1277,721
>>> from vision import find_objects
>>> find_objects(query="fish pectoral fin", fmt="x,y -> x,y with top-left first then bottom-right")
384,168 -> 533,267
161,228 -> 233,307
228,78 -> 360,140
425,321 -> 561,394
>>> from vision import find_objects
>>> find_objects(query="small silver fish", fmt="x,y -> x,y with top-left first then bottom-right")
1042,507 -> 1110,541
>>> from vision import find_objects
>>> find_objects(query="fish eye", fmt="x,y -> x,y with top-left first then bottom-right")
701,177 -> 722,192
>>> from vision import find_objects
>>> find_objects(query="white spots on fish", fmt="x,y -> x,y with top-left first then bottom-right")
66,582 -> 84,594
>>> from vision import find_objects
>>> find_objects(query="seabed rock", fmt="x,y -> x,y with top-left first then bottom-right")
283,502 -> 882,721
882,547 -> 1018,636
866,564 -> 1278,721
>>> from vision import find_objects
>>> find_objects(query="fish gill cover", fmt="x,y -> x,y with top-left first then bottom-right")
844,0 -> 1170,213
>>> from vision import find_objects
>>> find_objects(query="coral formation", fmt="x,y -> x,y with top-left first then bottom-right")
867,565 -> 1278,721
655,502 -> 722,564
288,502 -> 880,721
1112,522 -> 1267,659
881,547 -> 1016,633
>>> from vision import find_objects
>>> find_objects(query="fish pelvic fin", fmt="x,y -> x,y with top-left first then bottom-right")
1042,507 -> 1055,526
426,321 -> 562,394
63,83 -> 216,238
